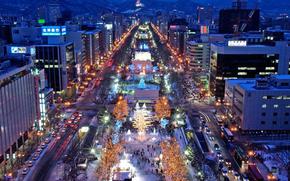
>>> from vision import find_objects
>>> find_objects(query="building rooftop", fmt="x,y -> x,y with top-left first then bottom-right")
0,58 -> 32,81
238,75 -> 290,91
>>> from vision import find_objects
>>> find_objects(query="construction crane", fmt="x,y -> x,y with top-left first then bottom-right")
233,0 -> 259,35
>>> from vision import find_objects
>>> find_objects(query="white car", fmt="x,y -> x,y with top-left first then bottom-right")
218,156 -> 224,163
41,143 -> 47,149
22,168 -> 29,175
209,136 -> 215,141
26,161 -> 33,167
61,128 -> 66,133
32,153 -> 39,160
44,138 -> 51,144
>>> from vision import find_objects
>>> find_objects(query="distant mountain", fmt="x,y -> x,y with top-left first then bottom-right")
0,0 -> 289,16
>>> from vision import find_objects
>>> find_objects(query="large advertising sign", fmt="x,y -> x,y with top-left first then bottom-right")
41,26 -> 66,36
11,47 -> 27,54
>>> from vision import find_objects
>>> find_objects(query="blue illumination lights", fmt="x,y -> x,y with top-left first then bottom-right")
42,26 -> 67,36
160,118 -> 169,128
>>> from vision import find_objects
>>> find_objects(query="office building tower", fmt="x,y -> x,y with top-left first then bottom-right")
210,41 -> 290,100
168,18 -> 188,55
35,43 -> 75,92
219,0 -> 259,34
225,75 -> 290,132
0,58 -> 38,165
186,41 -> 210,73
11,26 -> 42,44
197,6 -> 213,26
84,30 -> 100,66
67,30 -> 86,80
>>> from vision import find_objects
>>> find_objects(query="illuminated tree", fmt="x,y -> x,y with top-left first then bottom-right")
155,96 -> 171,120
160,138 -> 187,181
96,138 -> 123,180
133,109 -> 152,133
113,96 -> 129,121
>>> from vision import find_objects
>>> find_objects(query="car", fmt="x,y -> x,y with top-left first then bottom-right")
32,153 -> 39,160
52,131 -> 57,137
228,166 -> 233,173
56,134 -> 61,140
214,144 -> 220,151
225,159 -> 231,166
209,136 -> 215,141
26,160 -> 33,167
221,167 -> 228,176
233,171 -> 240,180
206,128 -> 211,134
218,156 -> 224,163
36,148 -> 42,153
61,128 -> 66,133
45,138 -> 51,144
22,168 -> 29,175
41,143 -> 47,149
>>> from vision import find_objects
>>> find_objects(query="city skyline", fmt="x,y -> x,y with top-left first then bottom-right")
0,0 -> 290,181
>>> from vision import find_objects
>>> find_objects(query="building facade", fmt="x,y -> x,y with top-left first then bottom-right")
219,9 -> 260,34
168,19 -> 188,55
210,41 -> 290,100
225,75 -> 290,132
0,59 -> 38,164
35,43 -> 75,92
186,41 -> 210,72
84,30 -> 100,66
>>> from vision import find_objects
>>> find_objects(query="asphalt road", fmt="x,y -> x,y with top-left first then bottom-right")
24,128 -> 75,181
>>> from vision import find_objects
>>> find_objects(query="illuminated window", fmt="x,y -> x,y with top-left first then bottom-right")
283,96 -> 290,100
262,96 -> 267,99
274,104 -> 279,108
238,72 -> 247,75
262,104 -> 267,108
265,67 -> 275,70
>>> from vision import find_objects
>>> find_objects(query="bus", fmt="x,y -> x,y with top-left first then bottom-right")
247,164 -> 264,181
221,127 -> 234,143
233,146 -> 248,167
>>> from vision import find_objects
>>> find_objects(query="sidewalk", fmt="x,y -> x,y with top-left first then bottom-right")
173,127 -> 196,180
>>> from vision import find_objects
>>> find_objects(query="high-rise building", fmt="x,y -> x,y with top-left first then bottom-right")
35,43 -> 75,92
168,18 -> 188,55
218,0 -> 259,34
67,30 -> 86,80
0,25 -> 13,44
0,58 -> 38,165
11,26 -> 43,44
47,3 -> 62,24
210,41 -> 290,100
225,75 -> 290,132
197,6 -> 213,26
84,30 -> 100,66
104,23 -> 114,52
186,41 -> 210,73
